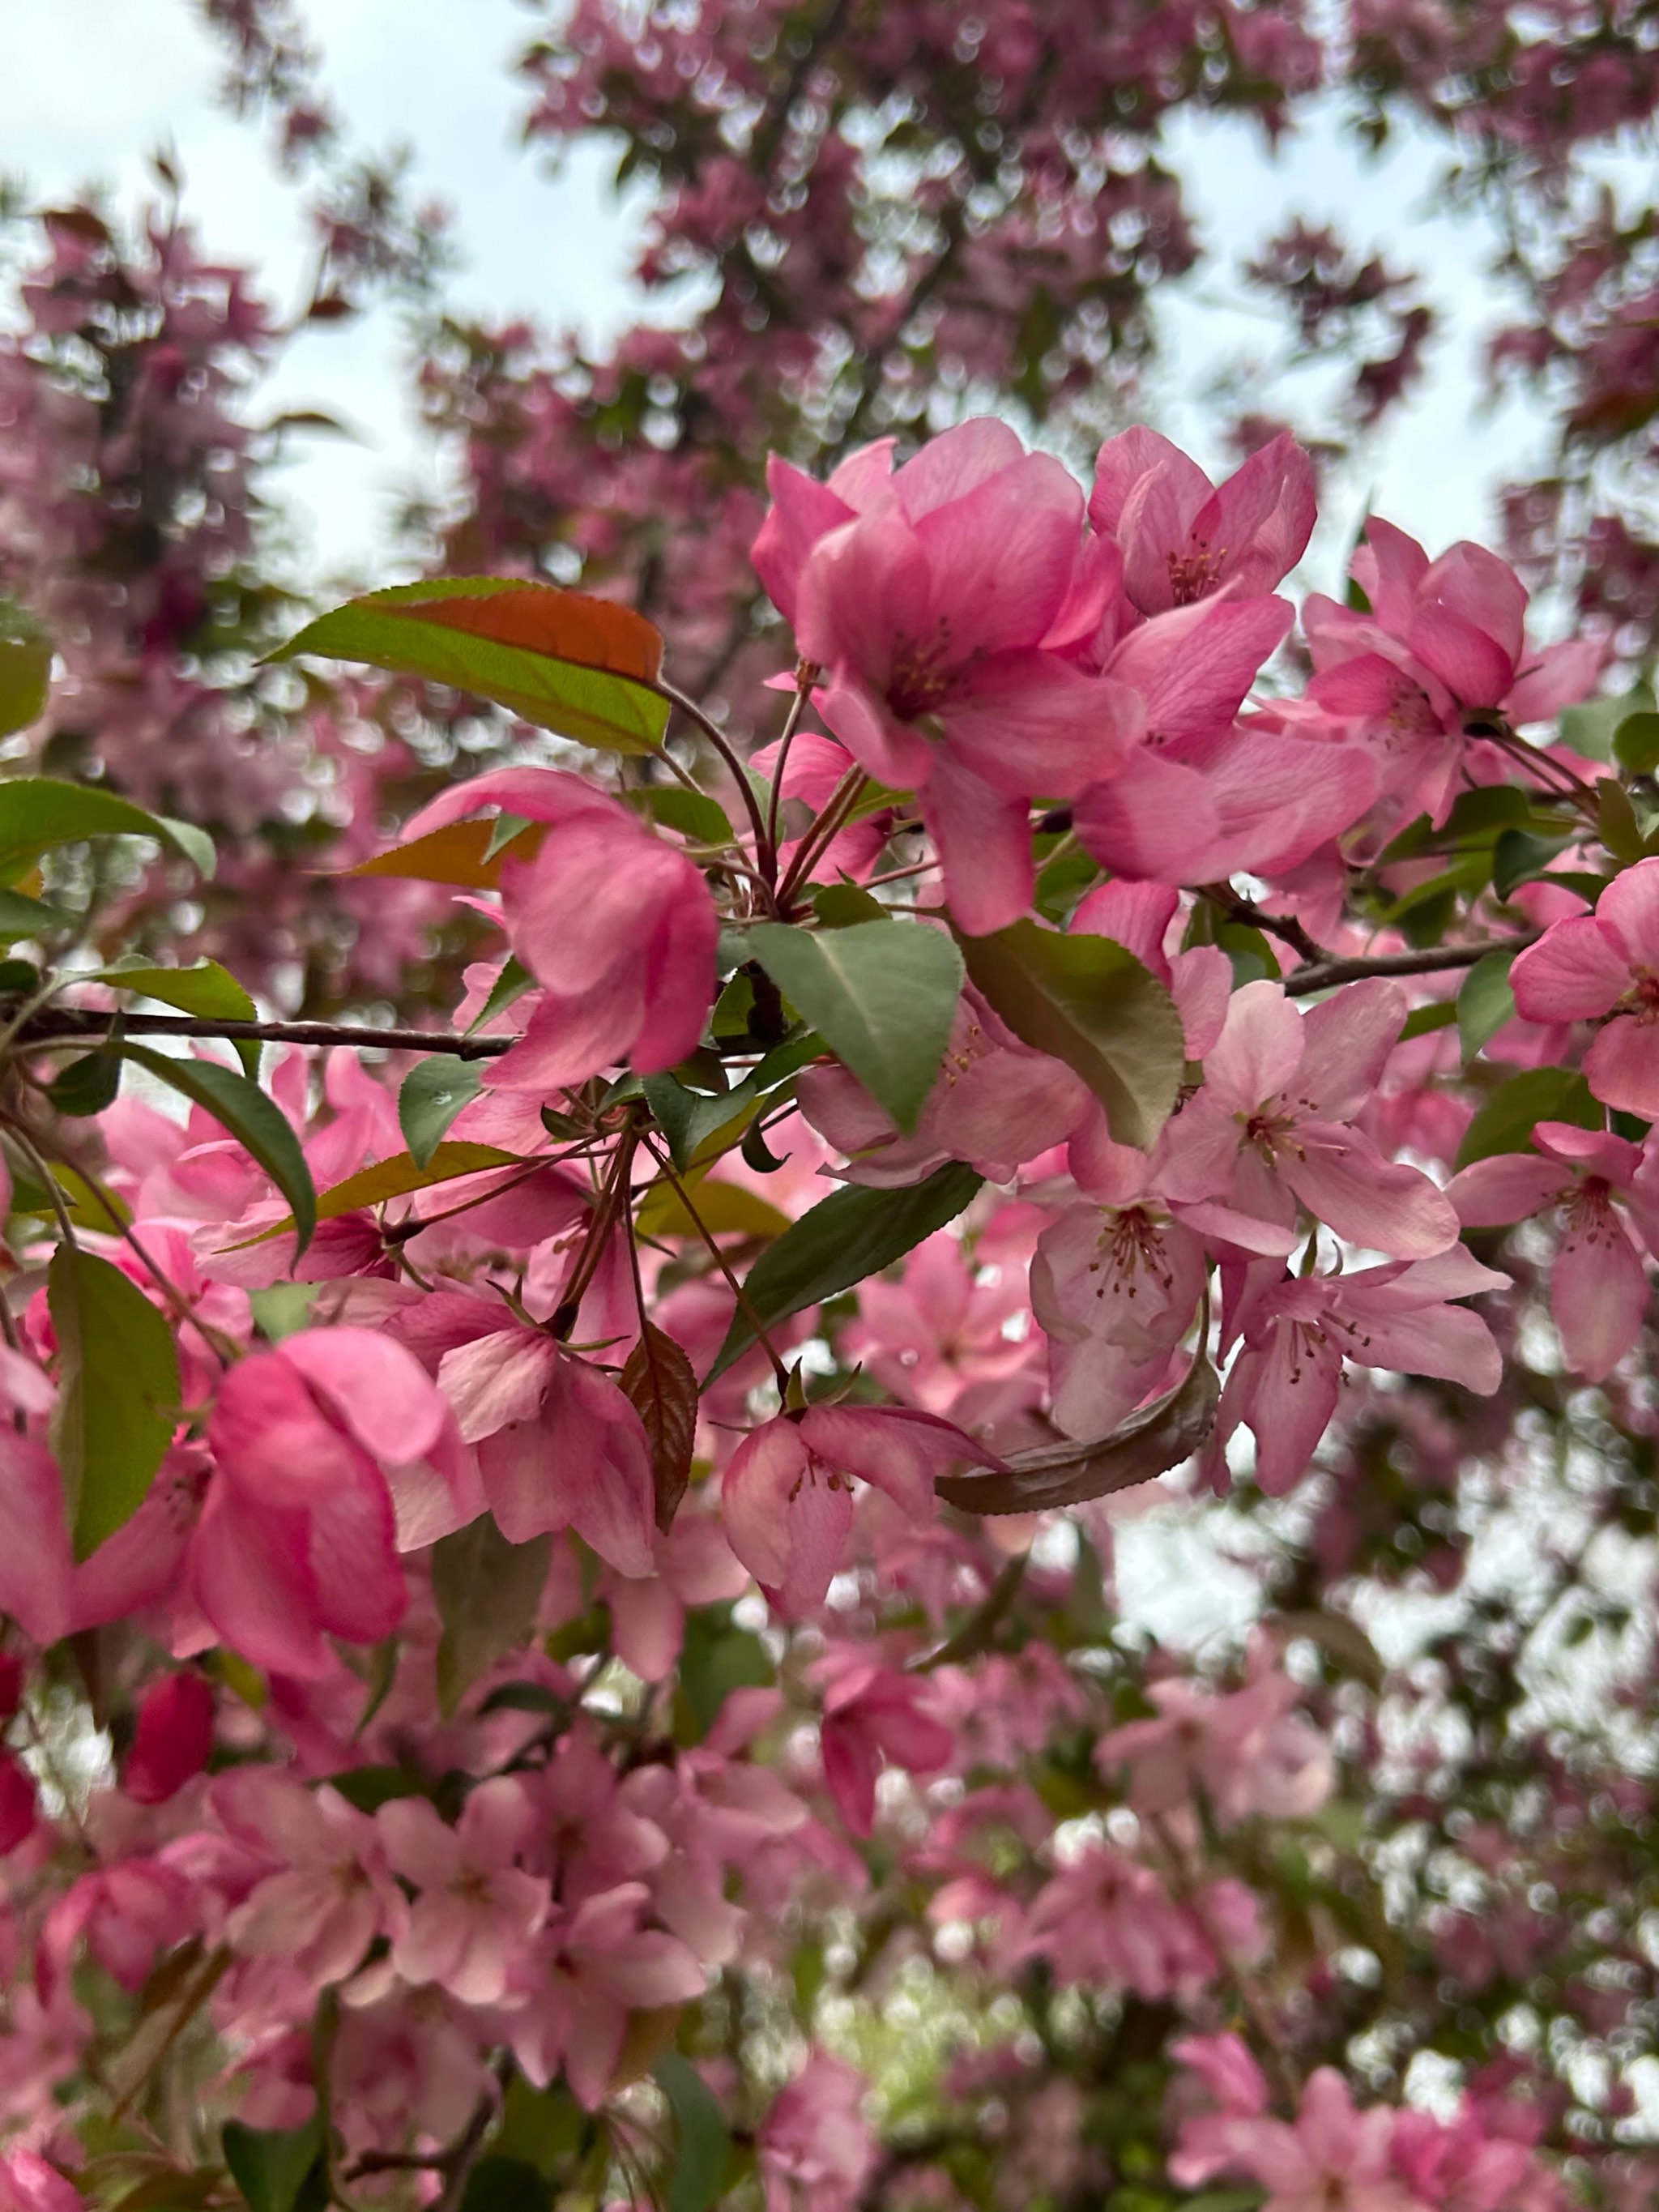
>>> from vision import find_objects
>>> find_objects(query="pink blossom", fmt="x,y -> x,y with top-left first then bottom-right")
1017,1846 -> 1242,2000
399,767 -> 718,1091
816,1659 -> 953,1837
123,1671 -> 215,1804
837,1230 -> 1035,1416
781,418 -> 1141,932
437,1325 -> 655,1576
1095,1668 -> 1333,1824
758,2052 -> 876,2212
1210,1250 -> 1508,1495
377,1779 -> 548,2007
0,2153 -> 81,2212
721,1404 -> 984,1616
1089,426 -> 1316,615
0,1755 -> 36,1855
1450,1121 -> 1659,1380
1510,859 -> 1659,1118
498,1883 -> 706,2108
1172,2065 -> 1427,2212
1162,978 -> 1461,1258
217,1772 -> 407,1992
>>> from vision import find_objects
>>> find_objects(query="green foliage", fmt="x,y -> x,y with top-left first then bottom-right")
432,1516 -> 554,1717
48,1245 -> 181,1560
399,1054 -> 484,1167
653,2052 -> 731,2212
122,1045 -> 318,1257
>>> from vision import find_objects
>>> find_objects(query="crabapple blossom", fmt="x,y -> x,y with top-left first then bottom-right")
1510,857 -> 1659,1118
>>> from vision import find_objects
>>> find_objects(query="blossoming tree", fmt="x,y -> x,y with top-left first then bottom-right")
3,5 -> 1659,2211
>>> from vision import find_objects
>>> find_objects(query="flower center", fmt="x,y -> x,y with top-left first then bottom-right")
1617,968 -> 1659,1024
887,624 -> 960,721
1166,543 -> 1226,605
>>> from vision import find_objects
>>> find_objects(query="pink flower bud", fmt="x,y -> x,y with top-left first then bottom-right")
125,1672 -> 215,1805
0,1751 -> 37,1853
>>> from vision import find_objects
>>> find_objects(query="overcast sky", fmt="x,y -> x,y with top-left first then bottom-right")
7,0 -> 1547,595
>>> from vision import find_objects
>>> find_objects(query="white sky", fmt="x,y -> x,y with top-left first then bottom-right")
6,0 -> 1546,599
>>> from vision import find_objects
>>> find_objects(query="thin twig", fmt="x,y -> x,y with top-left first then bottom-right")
1282,933 -> 1537,997
636,1127 -> 791,1392
651,677 -> 776,885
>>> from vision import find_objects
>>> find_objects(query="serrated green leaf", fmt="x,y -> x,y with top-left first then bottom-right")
812,882 -> 886,929
93,961 -> 259,1075
271,579 -> 671,755
654,2053 -> 730,2212
433,1516 -> 553,1717
744,919 -> 962,1132
122,1046 -> 318,1258
706,1159 -> 981,1380
399,1056 -> 484,1168
48,1245 -> 180,1559
955,920 -> 1183,1151
1457,950 -> 1517,1061
467,954 -> 535,1035
1456,1065 -> 1599,1168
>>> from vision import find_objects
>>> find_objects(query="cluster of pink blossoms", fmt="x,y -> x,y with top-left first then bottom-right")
0,404 -> 1648,2207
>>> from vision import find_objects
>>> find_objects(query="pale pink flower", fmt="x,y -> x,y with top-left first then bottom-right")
1172,2065 -> 1427,2212
437,1325 -> 655,1576
499,1883 -> 706,2108
1095,1670 -> 1333,1825
1450,1120 -> 1659,1381
721,1404 -> 984,1616
1210,1250 -> 1508,1495
400,766 -> 719,1091
1017,1846 -> 1241,2000
1510,858 -> 1659,1118
1161,979 -> 1461,1258
837,1230 -> 1035,1416
0,2151 -> 82,2212
378,1779 -> 548,2008
218,1771 -> 406,1992
758,2052 -> 877,2212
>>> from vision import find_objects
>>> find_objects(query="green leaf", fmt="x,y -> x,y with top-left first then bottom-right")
493,2079 -> 587,2178
811,882 -> 887,929
956,920 -> 1183,1151
743,919 -> 962,1133
324,1765 -> 429,1813
0,778 -> 211,883
1562,682 -> 1656,765
433,1515 -> 553,1717
121,1046 -> 318,1258
399,1056 -> 484,1168
1615,710 -> 1659,776
467,955 -> 535,1035
676,1604 -> 774,1741
236,1142 -> 519,1245
1492,827 -> 1570,900
1456,1065 -> 1599,1168
92,960 -> 259,1075
271,579 -> 672,755
457,2159 -> 552,2212
248,1283 -> 321,1343
654,2052 -> 731,2212
642,1036 -> 819,1172
48,1245 -> 181,1560
706,1159 -> 981,1381
1457,950 -> 1517,1061
221,2119 -> 323,2212
1399,1001 -> 1456,1041
0,603 -> 51,739
0,887 -> 73,941
636,1170 -> 793,1242
1597,776 -> 1647,865
638,785 -> 733,846
48,1048 -> 123,1117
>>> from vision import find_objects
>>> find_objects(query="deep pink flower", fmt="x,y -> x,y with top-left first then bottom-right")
437,1326 -> 655,1576
780,418 -> 1141,933
124,1670 -> 215,1804
816,1660 -> 953,1837
1210,1250 -> 1508,1495
0,2153 -> 82,2212
1449,1121 -> 1659,1381
400,766 -> 719,1091
722,1404 -> 984,1616
1510,858 -> 1659,1117
0,1753 -> 37,1855
1089,427 -> 1316,615
1161,979 -> 1460,1258
377,1779 -> 548,2008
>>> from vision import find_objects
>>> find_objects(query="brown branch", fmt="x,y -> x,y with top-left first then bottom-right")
12,1010 -> 518,1059
1282,933 -> 1537,997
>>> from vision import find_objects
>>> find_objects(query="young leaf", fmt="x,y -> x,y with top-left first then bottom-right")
221,2117 -> 324,2212
706,1159 -> 983,1380
636,1171 -> 792,1243
653,2052 -> 731,2212
956,920 -> 1183,1151
121,1045 -> 318,1258
238,1142 -> 519,1243
272,579 -> 671,754
0,886 -> 73,941
937,1352 -> 1219,1514
744,919 -> 962,1133
0,778 -> 211,883
48,1245 -> 181,1558
399,1056 -> 484,1168
348,818 -> 543,890
1457,950 -> 1517,1061
0,604 -> 51,739
467,955 -> 536,1035
642,1035 -> 819,1172
621,1323 -> 700,1532
92,959 -> 259,1075
432,1517 -> 554,1717
638,785 -> 735,846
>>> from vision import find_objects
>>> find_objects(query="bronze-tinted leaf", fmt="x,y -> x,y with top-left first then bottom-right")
622,1322 -> 700,1532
